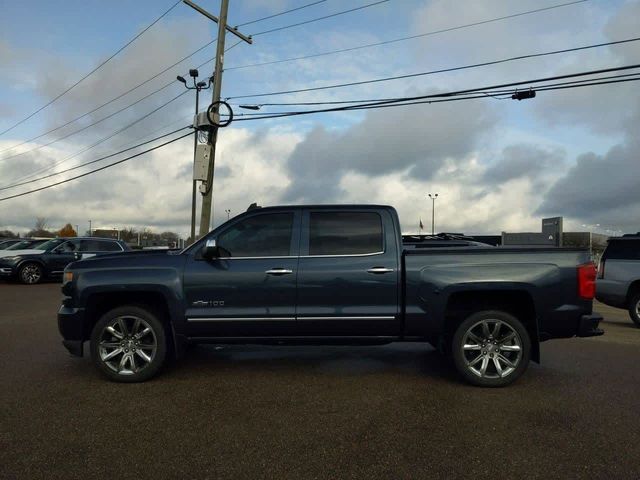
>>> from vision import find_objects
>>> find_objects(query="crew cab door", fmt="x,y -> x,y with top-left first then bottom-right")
183,211 -> 301,337
296,209 -> 400,336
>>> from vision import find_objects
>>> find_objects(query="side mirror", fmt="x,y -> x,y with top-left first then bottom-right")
202,238 -> 219,260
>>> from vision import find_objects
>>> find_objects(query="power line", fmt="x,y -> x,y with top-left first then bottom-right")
0,131 -> 194,202
0,0 -> 182,138
0,40 -> 216,156
2,90 -> 190,185
1,113 -> 194,188
231,64 -> 640,121
230,72 -> 640,112
227,0 -> 589,71
232,70 -> 640,108
235,0 -> 326,27
226,36 -> 640,100
0,83 -> 186,161
250,0 -> 390,36
0,126 -> 191,192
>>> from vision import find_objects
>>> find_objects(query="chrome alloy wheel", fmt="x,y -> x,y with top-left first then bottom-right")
20,264 -> 41,284
461,319 -> 523,379
98,316 -> 157,376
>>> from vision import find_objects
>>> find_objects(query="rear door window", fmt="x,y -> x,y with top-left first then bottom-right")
308,212 -> 383,256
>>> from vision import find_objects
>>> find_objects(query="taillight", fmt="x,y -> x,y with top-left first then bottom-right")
578,263 -> 596,299
597,258 -> 605,279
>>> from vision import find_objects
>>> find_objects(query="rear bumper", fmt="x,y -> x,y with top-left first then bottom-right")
577,312 -> 604,337
58,305 -> 86,357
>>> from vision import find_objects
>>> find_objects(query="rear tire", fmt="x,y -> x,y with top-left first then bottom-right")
18,262 -> 43,284
90,305 -> 167,382
452,310 -> 531,387
628,293 -> 640,327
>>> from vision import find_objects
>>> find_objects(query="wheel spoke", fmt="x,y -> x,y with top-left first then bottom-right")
479,356 -> 489,376
497,353 -> 516,368
468,354 -> 485,367
481,321 -> 491,338
136,349 -> 151,363
100,342 -> 121,349
118,353 -> 128,372
106,326 -> 123,340
491,321 -> 502,338
132,318 -> 141,336
463,344 -> 482,351
467,332 -> 483,344
129,353 -> 137,373
103,348 -> 123,361
135,327 -> 151,340
500,331 -> 516,344
493,356 -> 504,376
500,344 -> 521,352
117,318 -> 128,337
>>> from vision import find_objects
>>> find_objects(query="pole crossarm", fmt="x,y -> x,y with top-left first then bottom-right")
182,0 -> 253,44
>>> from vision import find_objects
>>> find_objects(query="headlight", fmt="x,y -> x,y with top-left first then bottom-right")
63,271 -> 74,285
1,256 -> 21,262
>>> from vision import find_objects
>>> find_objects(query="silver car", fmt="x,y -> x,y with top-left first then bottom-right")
596,234 -> 640,327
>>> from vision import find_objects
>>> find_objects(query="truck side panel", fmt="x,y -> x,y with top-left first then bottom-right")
403,248 -> 593,340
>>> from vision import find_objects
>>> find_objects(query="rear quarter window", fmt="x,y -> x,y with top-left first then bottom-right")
603,240 -> 640,260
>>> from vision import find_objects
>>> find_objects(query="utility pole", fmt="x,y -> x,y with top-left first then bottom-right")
177,69 -> 211,244
225,209 -> 231,220
88,220 -> 92,237
428,193 -> 438,235
182,0 -> 252,238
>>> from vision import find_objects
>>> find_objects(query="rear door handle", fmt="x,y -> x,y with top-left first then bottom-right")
367,267 -> 395,274
265,268 -> 294,275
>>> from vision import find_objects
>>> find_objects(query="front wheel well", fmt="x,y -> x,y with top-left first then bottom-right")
84,291 -> 175,355
443,290 -> 539,362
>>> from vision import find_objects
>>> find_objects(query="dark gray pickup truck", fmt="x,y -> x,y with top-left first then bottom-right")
58,205 -> 602,386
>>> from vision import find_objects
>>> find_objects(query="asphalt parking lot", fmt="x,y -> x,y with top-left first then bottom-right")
1,282 -> 639,479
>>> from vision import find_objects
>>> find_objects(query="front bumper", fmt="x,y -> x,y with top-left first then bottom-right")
577,312 -> 604,337
0,267 -> 13,276
58,304 -> 86,357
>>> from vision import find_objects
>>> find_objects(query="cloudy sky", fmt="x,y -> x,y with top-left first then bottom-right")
0,0 -> 638,238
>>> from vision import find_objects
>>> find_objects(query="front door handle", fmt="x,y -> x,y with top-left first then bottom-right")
367,267 -> 395,274
265,268 -> 294,275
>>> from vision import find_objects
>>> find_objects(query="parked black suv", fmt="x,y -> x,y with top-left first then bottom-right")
0,237 -> 129,284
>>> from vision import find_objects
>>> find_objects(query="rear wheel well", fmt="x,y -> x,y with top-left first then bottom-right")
84,291 -> 175,356
443,290 -> 539,362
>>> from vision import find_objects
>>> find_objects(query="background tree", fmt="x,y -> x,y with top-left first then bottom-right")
58,224 -> 77,237
0,229 -> 17,238
26,217 -> 55,238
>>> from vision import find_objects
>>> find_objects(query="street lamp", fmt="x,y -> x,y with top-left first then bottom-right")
427,193 -> 438,235
225,209 -> 231,220
178,69 -> 212,245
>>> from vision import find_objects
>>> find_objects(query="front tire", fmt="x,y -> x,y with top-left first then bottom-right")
90,305 -> 167,382
452,310 -> 531,387
628,292 -> 640,327
18,262 -> 43,284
